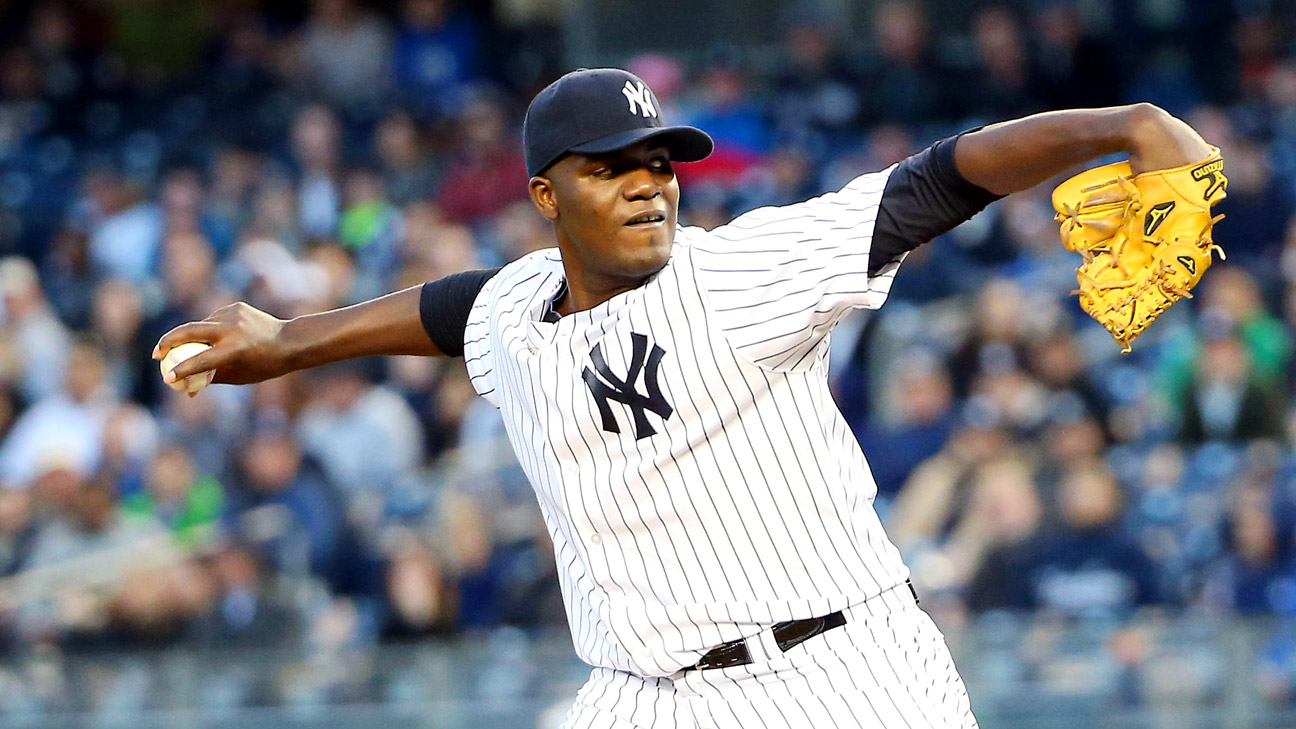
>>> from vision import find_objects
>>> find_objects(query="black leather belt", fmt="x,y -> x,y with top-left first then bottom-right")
690,580 -> 920,672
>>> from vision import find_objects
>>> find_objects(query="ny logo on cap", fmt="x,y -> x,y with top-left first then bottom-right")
621,80 -> 658,119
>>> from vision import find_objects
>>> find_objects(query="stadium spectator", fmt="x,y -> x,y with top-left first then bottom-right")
338,166 -> 402,297
1027,1 -> 1122,111
0,256 -> 69,403
960,5 -> 1037,120
946,278 -> 1036,399
1208,484 -> 1296,613
678,59 -> 770,183
383,528 -> 456,638
895,450 -> 1040,598
40,228 -> 95,332
1026,460 -> 1161,614
160,166 -> 238,259
392,0 -> 483,117
96,403 -> 158,497
297,360 -> 424,506
154,385 -> 243,481
1176,326 -> 1286,443
226,417 -> 346,580
770,5 -> 863,142
124,443 -> 225,547
295,0 -> 392,111
888,425 -> 1013,552
20,476 -> 176,645
857,351 -> 958,497
206,147 -> 263,256
0,339 -> 113,488
196,540 -> 301,646
0,46 -> 48,155
89,278 -> 150,402
373,110 -> 439,205
856,0 -> 947,125
434,93 -> 528,224
0,488 -> 35,576
81,167 -> 164,285
964,458 -> 1046,611
290,104 -> 345,241
225,415 -> 385,616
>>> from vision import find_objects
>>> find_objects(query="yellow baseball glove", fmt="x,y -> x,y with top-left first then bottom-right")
1051,147 -> 1227,353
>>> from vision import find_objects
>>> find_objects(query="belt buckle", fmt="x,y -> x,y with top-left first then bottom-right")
693,610 -> 849,672
692,638 -> 752,671
773,611 -> 847,652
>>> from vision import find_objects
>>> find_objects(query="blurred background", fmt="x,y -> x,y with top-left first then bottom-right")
0,0 -> 1291,727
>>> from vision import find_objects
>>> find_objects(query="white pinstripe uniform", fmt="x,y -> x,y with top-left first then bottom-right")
463,169 -> 978,728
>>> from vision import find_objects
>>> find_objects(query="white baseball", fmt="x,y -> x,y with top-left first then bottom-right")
160,342 -> 216,394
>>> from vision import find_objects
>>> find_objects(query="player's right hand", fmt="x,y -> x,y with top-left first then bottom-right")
152,302 -> 291,386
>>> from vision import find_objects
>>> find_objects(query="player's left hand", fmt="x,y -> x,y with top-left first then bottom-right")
1125,103 -> 1213,175
1052,142 -> 1227,353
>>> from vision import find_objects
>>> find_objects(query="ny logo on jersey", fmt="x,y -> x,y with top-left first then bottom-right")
582,333 -> 673,439
621,80 -> 658,118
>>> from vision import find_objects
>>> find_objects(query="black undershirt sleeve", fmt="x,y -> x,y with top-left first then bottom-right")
868,132 -> 1006,276
418,267 -> 502,357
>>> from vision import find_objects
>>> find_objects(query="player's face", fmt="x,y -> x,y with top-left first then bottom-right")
531,141 -> 680,294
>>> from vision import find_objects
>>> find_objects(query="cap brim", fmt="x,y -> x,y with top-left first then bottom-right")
568,125 -> 714,164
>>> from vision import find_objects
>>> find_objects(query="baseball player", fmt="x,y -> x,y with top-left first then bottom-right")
156,69 -> 1219,728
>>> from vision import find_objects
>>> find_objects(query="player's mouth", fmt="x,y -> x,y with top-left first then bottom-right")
623,210 -> 667,228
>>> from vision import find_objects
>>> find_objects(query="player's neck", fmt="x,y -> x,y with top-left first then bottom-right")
555,275 -> 644,316
551,233 -> 660,316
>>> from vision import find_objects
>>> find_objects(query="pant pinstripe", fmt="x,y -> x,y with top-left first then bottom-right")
561,585 -> 977,729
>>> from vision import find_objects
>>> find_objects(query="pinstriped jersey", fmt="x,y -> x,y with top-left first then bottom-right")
463,166 -> 908,677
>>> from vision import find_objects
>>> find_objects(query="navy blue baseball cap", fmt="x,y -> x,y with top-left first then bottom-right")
523,68 -> 714,177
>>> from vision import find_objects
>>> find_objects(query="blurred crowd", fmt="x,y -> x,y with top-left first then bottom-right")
0,0 -> 1295,702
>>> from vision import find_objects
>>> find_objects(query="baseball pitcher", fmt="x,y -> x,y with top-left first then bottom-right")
156,69 -> 1225,728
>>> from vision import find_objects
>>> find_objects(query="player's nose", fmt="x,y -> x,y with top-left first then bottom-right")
622,166 -> 662,201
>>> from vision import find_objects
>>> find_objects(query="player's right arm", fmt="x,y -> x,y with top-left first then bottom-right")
154,268 -> 500,385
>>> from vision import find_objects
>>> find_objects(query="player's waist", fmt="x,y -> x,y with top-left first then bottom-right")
685,580 -> 921,672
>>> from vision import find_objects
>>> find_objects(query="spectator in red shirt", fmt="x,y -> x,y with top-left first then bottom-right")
434,95 -> 528,225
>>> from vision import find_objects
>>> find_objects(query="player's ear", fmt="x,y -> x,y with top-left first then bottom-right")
529,176 -> 560,221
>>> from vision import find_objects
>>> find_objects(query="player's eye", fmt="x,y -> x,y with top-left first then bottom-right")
650,157 -> 670,172
590,166 -> 613,179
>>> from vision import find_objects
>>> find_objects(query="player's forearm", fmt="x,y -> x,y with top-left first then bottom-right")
954,103 -> 1213,196
281,285 -> 444,371
156,284 -> 446,386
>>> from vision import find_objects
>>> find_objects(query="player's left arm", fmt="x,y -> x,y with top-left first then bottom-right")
953,103 -> 1212,195
867,103 -> 1213,276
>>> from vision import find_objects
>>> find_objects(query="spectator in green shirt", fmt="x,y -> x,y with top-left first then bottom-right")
124,444 -> 224,548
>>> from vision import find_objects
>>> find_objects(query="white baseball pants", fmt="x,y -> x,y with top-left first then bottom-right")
561,583 -> 978,729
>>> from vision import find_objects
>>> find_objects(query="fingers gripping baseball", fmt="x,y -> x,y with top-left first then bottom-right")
153,302 -> 289,386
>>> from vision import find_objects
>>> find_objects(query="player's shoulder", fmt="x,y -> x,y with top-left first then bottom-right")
682,166 -> 898,248
497,247 -> 561,276
477,248 -> 564,307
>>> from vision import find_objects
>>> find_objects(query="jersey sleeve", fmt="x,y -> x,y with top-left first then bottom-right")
691,167 -> 897,371
460,272 -> 504,407
419,268 -> 502,357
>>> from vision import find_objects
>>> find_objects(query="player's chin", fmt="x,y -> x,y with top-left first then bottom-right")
620,232 -> 673,273
618,222 -> 673,253
610,245 -> 671,281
